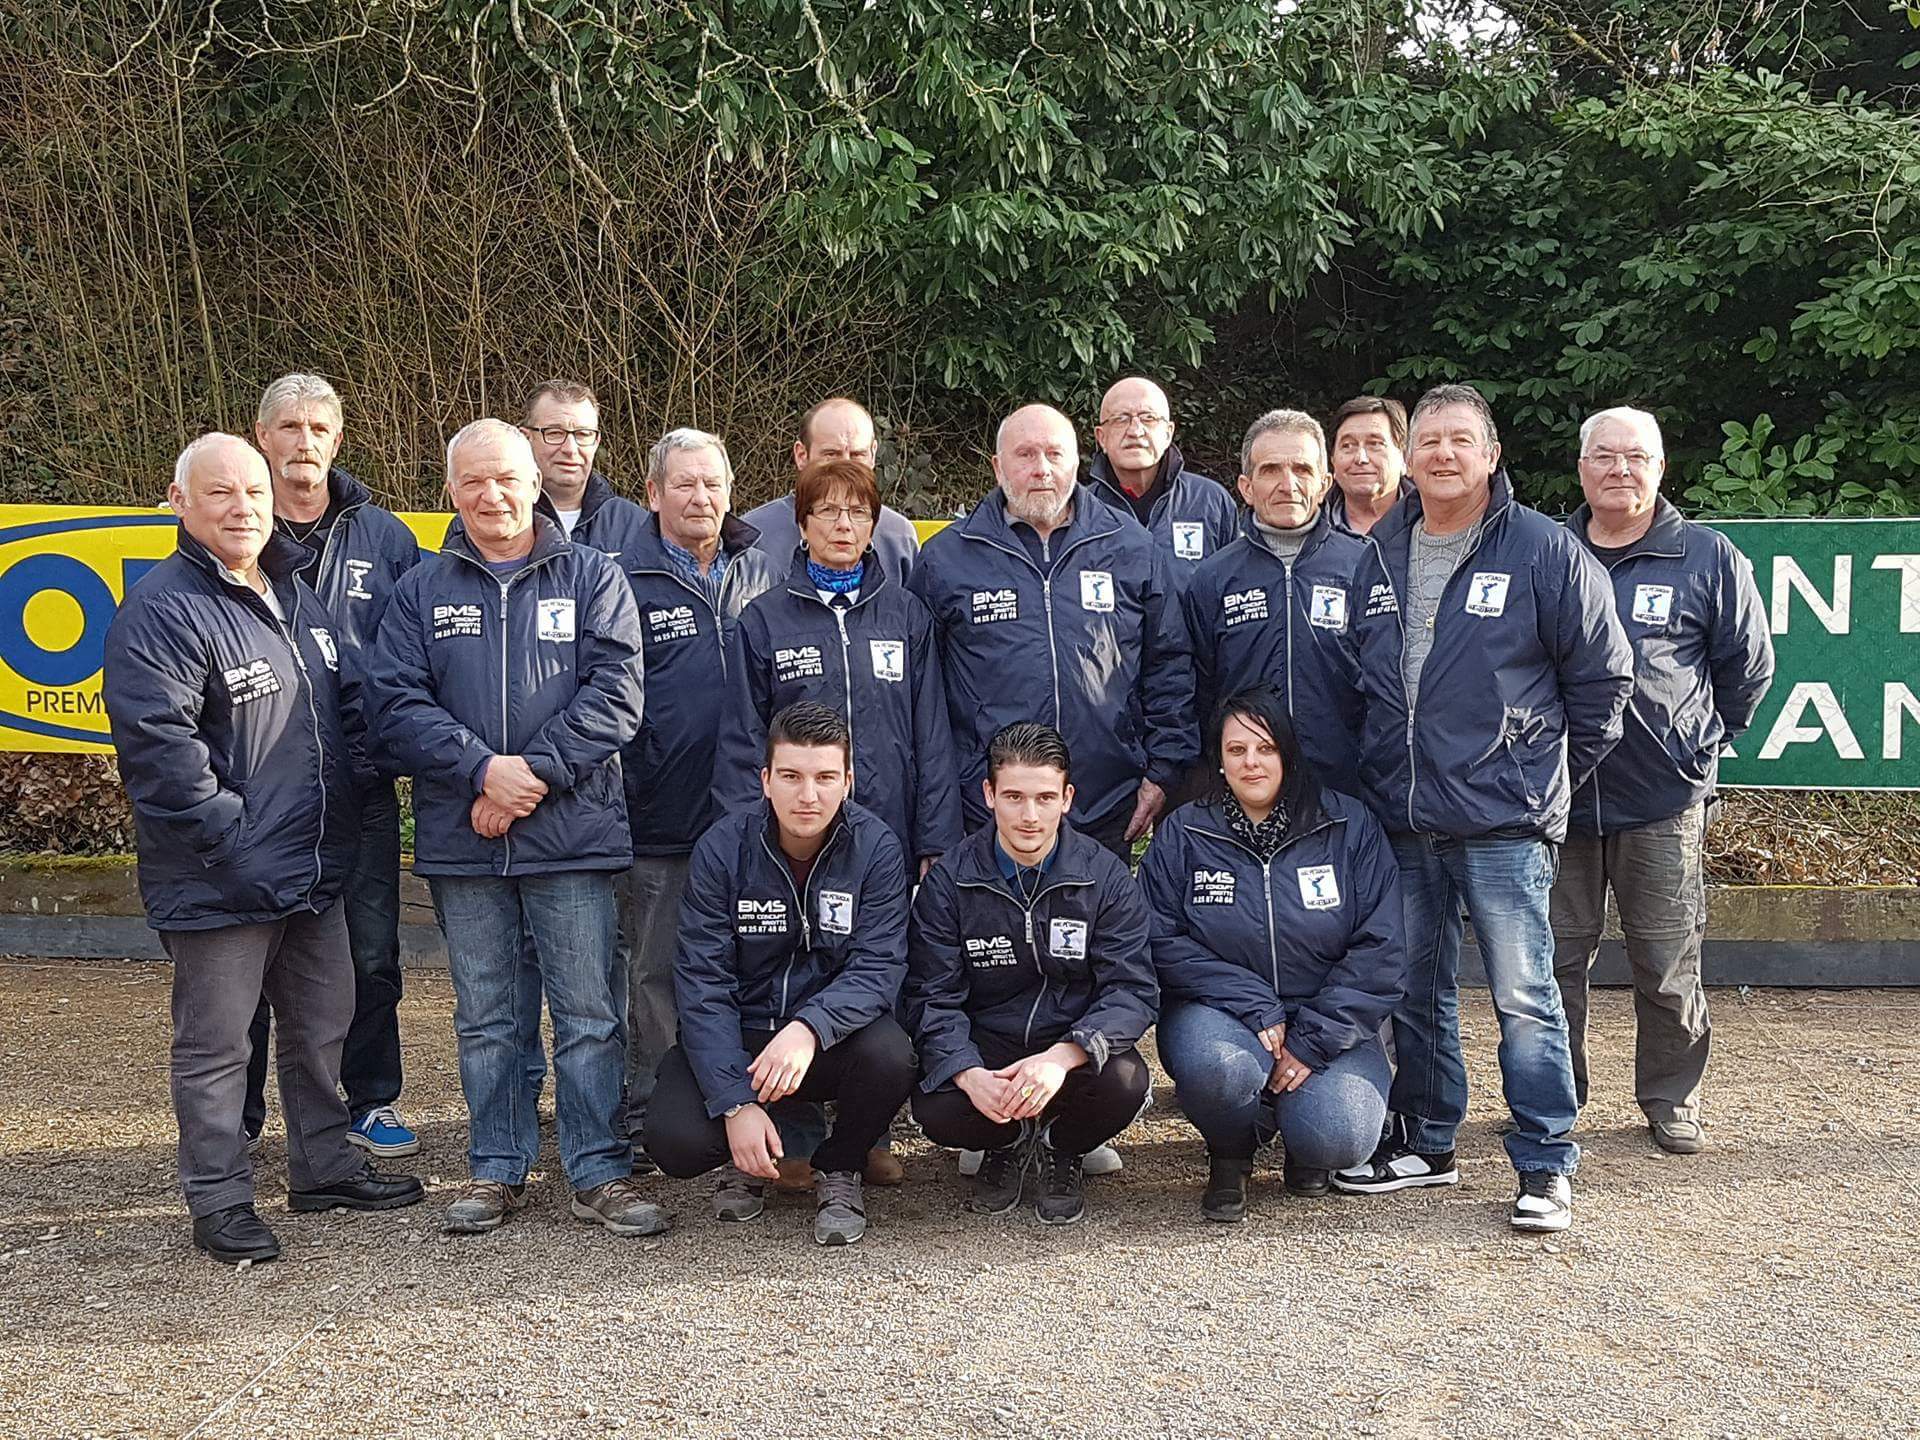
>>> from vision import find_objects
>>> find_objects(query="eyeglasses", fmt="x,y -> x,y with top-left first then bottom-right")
531,426 -> 600,447
810,505 -> 874,526
1581,449 -> 1658,472
1098,411 -> 1169,431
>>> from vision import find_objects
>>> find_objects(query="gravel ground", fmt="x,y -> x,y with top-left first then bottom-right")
2,960 -> 1916,1440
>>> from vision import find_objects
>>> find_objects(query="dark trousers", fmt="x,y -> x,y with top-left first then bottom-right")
646,1016 -> 917,1179
162,903 -> 363,1216
244,783 -> 405,1131
912,1035 -> 1151,1156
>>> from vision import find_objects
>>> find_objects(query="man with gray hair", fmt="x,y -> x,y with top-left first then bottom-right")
614,426 -> 780,1146
1335,384 -> 1633,1233
242,372 -> 424,1161
104,434 -> 424,1264
1180,408 -> 1367,796
371,419 -> 659,1238
1087,375 -> 1238,586
1553,405 -> 1774,1154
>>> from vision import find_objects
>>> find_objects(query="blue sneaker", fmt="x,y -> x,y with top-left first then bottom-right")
347,1106 -> 420,1158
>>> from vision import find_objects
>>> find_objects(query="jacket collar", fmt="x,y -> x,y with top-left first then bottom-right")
1186,787 -> 1330,851
174,525 -> 307,599
1238,502 -> 1335,561
1373,466 -> 1516,552
950,820 -> 1105,888
781,544 -> 890,601
534,469 -> 621,529
626,508 -> 762,571
1568,494 -> 1687,562
442,512 -> 572,569
1086,441 -> 1187,506
758,800 -> 849,862
1327,479 -> 1412,531
957,482 -> 1125,549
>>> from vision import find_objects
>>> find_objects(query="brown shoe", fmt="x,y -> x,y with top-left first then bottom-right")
571,1176 -> 670,1236
774,1156 -> 815,1194
863,1146 -> 906,1186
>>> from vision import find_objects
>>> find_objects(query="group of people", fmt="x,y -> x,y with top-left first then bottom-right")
101,369 -> 1776,1264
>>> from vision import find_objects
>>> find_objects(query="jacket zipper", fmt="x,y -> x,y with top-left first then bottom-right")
1588,532 -> 1684,836
759,822 -> 847,1021
954,873 -> 1096,1046
1189,817 -> 1338,994
961,520 -> 1122,730
251,581 -> 329,909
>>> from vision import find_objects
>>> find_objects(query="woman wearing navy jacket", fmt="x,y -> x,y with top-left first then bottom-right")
1141,686 -> 1406,1222
713,459 -> 961,876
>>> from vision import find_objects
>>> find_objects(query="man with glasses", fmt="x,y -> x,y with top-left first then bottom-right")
520,379 -> 651,553
1087,376 -> 1238,589
1552,406 -> 1773,1156
742,397 -> 922,586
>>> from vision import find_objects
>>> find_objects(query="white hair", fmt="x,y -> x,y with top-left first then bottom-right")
445,418 -> 536,479
256,372 -> 343,430
171,432 -> 260,492
647,427 -> 734,488
994,404 -> 1078,457
1580,406 -> 1664,458
1239,408 -> 1327,477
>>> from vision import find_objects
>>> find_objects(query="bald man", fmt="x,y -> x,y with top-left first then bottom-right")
1087,376 -> 1238,589
911,404 -> 1197,860
741,398 -> 922,586
103,435 -> 424,1265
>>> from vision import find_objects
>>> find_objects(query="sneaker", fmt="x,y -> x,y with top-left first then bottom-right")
863,1146 -> 905,1187
813,1170 -> 867,1246
712,1165 -> 767,1223
1331,1145 -> 1459,1194
1034,1143 -> 1085,1225
1650,1118 -> 1706,1155
1283,1161 -> 1332,1197
443,1179 -> 527,1234
1082,1143 -> 1124,1177
957,1148 -> 985,1178
1510,1170 -> 1573,1232
968,1142 -> 1029,1215
629,1150 -> 660,1178
347,1106 -> 421,1159
572,1177 -> 671,1237
1201,1155 -> 1253,1224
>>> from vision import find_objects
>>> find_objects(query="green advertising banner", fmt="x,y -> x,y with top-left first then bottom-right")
1711,518 -> 1920,790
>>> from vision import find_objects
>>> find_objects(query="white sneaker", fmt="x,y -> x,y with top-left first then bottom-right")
1510,1171 -> 1573,1232
958,1148 -> 985,1177
1082,1143 -> 1124,1176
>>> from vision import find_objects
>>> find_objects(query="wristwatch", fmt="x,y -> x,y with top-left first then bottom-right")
723,1104 -> 745,1119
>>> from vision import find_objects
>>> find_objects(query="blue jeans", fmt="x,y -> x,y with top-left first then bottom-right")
1158,1001 -> 1390,1168
430,872 -> 631,1191
1388,833 -> 1580,1175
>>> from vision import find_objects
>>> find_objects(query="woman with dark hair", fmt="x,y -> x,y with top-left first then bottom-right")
1140,686 -> 1406,1221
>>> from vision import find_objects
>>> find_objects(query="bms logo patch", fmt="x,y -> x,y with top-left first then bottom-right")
970,589 -> 1019,624
735,898 -> 790,936
1192,869 -> 1236,905
774,645 -> 826,683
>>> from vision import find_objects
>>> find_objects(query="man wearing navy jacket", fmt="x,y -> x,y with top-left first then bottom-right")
906,723 -> 1158,1225
1086,376 -> 1239,588
104,434 -> 424,1265
911,404 -> 1197,859
1334,384 -> 1634,1234
244,372 -> 424,1160
1554,407 -> 1774,1155
1182,409 -> 1368,798
646,702 -> 916,1247
371,419 -> 660,1239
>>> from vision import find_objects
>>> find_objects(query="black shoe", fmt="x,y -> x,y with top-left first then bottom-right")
1201,1155 -> 1253,1223
1284,1161 -> 1332,1197
288,1166 -> 426,1213
1330,1146 -> 1459,1194
968,1141 -> 1029,1215
1034,1143 -> 1085,1226
1510,1170 -> 1573,1232
192,1204 -> 281,1265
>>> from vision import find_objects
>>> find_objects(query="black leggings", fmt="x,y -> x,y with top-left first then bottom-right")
646,1016 -> 916,1178
912,1043 -> 1150,1156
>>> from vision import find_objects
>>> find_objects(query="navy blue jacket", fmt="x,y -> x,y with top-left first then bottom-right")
905,824 -> 1159,1092
620,512 -> 781,856
370,516 -> 645,876
1567,498 -> 1775,833
1326,480 -> 1414,538
714,550 -> 962,861
534,470 -> 654,560
910,485 -> 1198,830
675,801 -> 911,1117
104,530 -> 366,931
740,495 -> 921,588
1347,470 -> 1634,842
1181,509 -> 1368,796
1140,791 -> 1405,1072
277,466 -> 422,653
1086,442 -> 1240,588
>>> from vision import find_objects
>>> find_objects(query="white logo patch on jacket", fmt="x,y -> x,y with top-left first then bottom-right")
1631,584 -> 1675,626
1222,588 -> 1269,628
537,598 -> 576,642
1308,585 -> 1348,631
1364,581 -> 1399,618
345,560 -> 374,600
1464,572 -> 1511,618
647,605 -> 700,643
775,645 -> 826,682
966,934 -> 1018,968
869,639 -> 905,683
223,658 -> 282,706
308,627 -> 339,671
1049,917 -> 1089,960
970,589 -> 1019,624
818,890 -> 854,936
1172,522 -> 1205,561
432,603 -> 484,641
1296,865 -> 1340,910
1192,869 -> 1236,905
735,898 -> 789,935
1079,571 -> 1115,613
